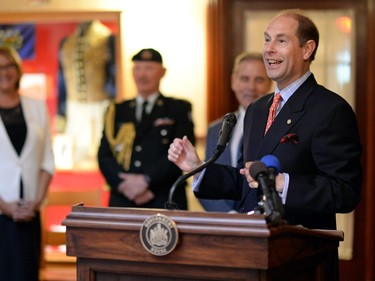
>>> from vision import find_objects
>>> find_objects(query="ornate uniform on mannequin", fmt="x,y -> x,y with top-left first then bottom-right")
58,20 -> 116,169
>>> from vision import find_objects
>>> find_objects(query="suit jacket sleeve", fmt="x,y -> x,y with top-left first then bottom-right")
199,120 -> 240,212
205,123 -> 219,160
97,107 -> 124,191
195,163 -> 243,201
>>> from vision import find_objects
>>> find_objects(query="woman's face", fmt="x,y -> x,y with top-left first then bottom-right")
0,53 -> 19,92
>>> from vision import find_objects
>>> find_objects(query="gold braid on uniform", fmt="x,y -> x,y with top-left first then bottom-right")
104,103 -> 135,171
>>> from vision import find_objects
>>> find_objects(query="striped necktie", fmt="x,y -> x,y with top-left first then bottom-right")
264,93 -> 282,135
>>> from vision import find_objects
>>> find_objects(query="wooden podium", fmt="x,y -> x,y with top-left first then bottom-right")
62,205 -> 343,281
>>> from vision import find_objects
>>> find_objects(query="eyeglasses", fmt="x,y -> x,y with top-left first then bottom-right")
0,63 -> 17,72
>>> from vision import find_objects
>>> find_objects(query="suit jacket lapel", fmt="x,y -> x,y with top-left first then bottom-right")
250,74 -> 318,159
246,96 -> 270,160
257,103 -> 305,157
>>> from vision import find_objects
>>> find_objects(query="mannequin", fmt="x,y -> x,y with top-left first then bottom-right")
57,20 -> 116,169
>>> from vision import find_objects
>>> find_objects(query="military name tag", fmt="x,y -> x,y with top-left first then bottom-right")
140,213 -> 179,256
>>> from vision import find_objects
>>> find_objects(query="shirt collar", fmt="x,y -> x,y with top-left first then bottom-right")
136,92 -> 160,106
275,71 -> 312,104
238,106 -> 246,118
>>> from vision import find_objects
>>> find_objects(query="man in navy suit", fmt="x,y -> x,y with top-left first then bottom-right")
199,52 -> 272,212
168,10 -> 362,279
168,10 -> 362,280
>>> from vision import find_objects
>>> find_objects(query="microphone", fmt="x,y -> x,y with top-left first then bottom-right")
165,113 -> 237,210
261,155 -> 280,182
261,155 -> 284,219
215,113 -> 237,154
250,161 -> 283,225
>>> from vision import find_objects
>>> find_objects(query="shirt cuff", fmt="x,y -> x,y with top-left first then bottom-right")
192,168 -> 206,192
279,172 -> 289,204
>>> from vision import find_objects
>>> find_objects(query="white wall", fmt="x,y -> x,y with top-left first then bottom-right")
120,0 -> 207,137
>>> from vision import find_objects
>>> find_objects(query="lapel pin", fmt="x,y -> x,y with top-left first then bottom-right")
287,119 -> 292,125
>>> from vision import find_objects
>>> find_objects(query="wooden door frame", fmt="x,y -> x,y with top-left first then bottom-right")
206,0 -> 375,280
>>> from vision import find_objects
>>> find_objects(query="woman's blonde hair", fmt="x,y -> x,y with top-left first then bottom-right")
0,45 -> 23,89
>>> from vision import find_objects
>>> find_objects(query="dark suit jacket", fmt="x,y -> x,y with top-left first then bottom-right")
199,115 -> 241,212
196,74 -> 362,230
98,94 -> 195,209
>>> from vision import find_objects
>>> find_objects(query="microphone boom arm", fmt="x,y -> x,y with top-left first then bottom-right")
166,150 -> 222,210
166,112 -> 237,210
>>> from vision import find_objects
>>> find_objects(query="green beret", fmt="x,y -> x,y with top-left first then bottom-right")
132,48 -> 163,64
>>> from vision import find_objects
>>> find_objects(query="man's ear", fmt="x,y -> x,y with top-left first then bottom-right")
303,40 -> 316,61
160,67 -> 167,78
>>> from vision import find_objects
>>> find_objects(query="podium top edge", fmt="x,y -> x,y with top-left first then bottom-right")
61,206 -> 344,241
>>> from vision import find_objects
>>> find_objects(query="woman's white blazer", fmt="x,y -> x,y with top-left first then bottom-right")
0,96 -> 55,203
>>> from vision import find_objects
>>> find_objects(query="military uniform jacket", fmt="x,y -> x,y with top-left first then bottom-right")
98,93 -> 195,209
196,74 -> 362,230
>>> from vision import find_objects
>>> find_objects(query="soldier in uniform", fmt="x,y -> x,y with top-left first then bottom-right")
98,48 -> 195,209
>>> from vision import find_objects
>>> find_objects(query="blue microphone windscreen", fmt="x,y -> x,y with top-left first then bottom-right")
261,155 -> 281,174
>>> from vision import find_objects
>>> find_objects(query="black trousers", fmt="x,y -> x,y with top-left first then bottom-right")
0,214 -> 41,281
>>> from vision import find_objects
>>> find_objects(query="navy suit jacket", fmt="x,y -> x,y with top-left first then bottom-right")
195,74 -> 362,230
199,115 -> 241,212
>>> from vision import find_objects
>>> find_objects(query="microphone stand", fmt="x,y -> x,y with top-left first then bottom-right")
165,147 -> 224,210
166,112 -> 236,210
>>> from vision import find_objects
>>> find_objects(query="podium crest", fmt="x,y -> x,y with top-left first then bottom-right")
140,213 -> 179,256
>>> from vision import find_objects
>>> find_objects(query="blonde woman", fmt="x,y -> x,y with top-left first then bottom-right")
0,46 -> 54,281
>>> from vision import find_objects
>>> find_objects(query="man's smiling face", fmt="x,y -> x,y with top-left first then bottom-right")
262,15 -> 312,89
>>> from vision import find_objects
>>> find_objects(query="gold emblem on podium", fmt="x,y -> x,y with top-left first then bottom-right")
140,213 -> 179,256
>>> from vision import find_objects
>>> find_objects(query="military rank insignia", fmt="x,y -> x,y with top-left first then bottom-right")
140,213 -> 179,256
